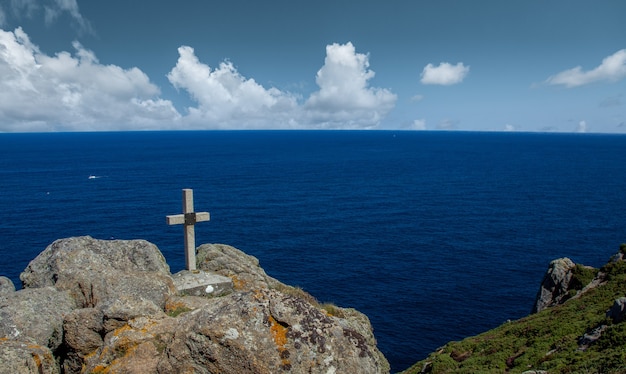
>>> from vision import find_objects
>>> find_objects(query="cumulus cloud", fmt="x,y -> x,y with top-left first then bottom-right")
168,41 -> 397,129
167,46 -> 299,129
304,42 -> 397,128
1,28 -> 397,131
575,120 -> 587,133
0,27 -> 180,132
421,62 -> 469,85
546,49 -> 626,87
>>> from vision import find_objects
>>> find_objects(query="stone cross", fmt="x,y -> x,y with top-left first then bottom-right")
166,189 -> 210,271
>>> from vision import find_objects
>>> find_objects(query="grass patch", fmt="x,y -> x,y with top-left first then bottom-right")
401,252 -> 626,374
272,283 -> 345,318
166,306 -> 191,318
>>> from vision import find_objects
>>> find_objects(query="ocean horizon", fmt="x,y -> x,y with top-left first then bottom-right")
1,130 -> 625,372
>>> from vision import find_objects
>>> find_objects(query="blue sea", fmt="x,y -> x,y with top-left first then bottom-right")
1,130 -> 625,372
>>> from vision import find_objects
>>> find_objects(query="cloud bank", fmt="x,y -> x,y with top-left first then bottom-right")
0,27 -> 179,132
546,49 -> 626,87
421,62 -> 469,85
0,28 -> 397,132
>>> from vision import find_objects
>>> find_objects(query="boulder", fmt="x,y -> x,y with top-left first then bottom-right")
0,339 -> 59,374
81,289 -> 389,374
607,297 -> 626,323
532,257 -> 576,313
0,286 -> 76,351
61,308 -> 105,373
0,276 -> 15,295
2,238 -> 389,374
20,236 -> 176,309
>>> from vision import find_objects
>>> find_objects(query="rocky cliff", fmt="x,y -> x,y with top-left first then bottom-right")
0,236 -> 390,374
402,244 -> 626,374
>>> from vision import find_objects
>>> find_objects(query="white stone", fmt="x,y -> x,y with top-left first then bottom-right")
224,328 -> 239,340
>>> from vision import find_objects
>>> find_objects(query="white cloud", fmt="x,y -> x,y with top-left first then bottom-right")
304,42 -> 397,128
168,42 -> 397,129
44,0 -> 93,34
504,124 -> 516,132
9,0 -> 38,19
0,27 -> 180,132
0,6 -> 6,27
412,119 -> 426,130
546,49 -> 626,88
576,120 -> 587,133
411,94 -> 424,102
421,62 -> 469,85
167,46 -> 299,129
1,29 -> 397,132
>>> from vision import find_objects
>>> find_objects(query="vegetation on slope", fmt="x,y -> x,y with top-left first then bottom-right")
402,245 -> 626,374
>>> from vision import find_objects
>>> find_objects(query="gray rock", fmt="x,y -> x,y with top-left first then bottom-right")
4,238 -> 388,373
0,339 -> 59,374
101,295 -> 167,333
0,286 -> 76,351
81,289 -> 390,374
532,257 -> 576,313
20,236 -> 176,309
607,297 -> 626,323
161,289 -> 389,373
0,276 -> 15,295
62,308 -> 104,373
197,243 -> 281,291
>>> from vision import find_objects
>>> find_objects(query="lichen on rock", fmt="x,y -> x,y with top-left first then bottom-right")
0,237 -> 389,373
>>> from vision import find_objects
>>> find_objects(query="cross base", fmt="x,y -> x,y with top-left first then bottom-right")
172,270 -> 233,297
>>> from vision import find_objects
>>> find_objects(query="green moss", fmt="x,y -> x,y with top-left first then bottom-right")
401,250 -> 626,374
569,264 -> 598,291
167,306 -> 191,317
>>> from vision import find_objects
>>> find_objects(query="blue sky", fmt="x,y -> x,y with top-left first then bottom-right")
0,0 -> 625,132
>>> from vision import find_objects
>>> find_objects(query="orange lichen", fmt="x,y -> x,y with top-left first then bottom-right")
31,353 -> 42,370
165,300 -> 187,313
112,324 -> 132,337
91,364 -> 109,373
230,275 -> 246,290
268,315 -> 288,348
253,289 -> 265,301
268,315 -> 292,369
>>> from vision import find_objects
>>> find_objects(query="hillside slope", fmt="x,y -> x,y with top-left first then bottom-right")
402,244 -> 626,374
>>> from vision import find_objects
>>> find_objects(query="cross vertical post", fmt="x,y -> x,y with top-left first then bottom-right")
166,189 -> 210,271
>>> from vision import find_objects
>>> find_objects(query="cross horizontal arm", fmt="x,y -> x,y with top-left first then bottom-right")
194,212 -> 210,222
166,214 -> 185,225
166,212 -> 210,226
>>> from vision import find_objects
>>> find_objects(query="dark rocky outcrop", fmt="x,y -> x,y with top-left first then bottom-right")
0,236 -> 389,374
532,257 -> 576,313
